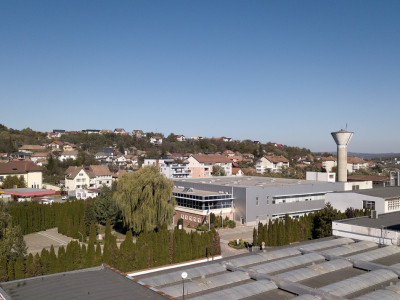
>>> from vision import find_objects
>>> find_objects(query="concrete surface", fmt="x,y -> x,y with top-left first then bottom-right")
24,228 -> 75,255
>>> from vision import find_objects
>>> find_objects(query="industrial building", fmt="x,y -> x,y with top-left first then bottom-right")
173,176 -> 363,226
131,237 -> 400,299
333,210 -> 400,246
326,187 -> 400,215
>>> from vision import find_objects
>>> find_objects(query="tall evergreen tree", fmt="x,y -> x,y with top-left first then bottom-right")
14,255 -> 25,280
94,185 -> 118,225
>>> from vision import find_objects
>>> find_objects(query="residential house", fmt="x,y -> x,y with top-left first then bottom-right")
10,152 -> 31,161
0,153 -> 8,163
0,160 -> 43,188
82,129 -> 101,134
347,157 -> 370,173
101,129 -> 113,134
150,136 -> 163,146
63,143 -> 77,151
133,130 -> 144,138
321,156 -> 337,173
48,141 -> 64,151
19,145 -> 45,153
64,165 -> 112,194
222,137 -> 233,142
232,167 -> 244,176
95,148 -> 115,163
59,150 -> 79,162
30,152 -> 50,164
187,154 -> 232,177
124,155 -> 138,169
190,136 -> 203,141
75,188 -> 100,200
175,135 -> 186,142
256,155 -> 290,174
143,159 -> 191,179
114,128 -> 128,135
46,132 -> 62,139
223,150 -> 235,157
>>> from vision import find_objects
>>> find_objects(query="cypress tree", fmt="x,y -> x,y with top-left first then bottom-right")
25,253 -> 34,278
40,248 -> 50,275
253,227 -> 258,246
49,245 -> 58,274
14,255 -> 25,280
7,260 -> 15,281
95,241 -> 102,265
0,256 -> 8,282
81,244 -> 87,269
33,253 -> 43,277
257,222 -> 264,246
58,246 -> 66,272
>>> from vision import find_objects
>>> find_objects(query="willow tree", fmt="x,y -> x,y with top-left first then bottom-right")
113,166 -> 176,232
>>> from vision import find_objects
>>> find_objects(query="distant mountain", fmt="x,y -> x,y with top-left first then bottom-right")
315,152 -> 400,160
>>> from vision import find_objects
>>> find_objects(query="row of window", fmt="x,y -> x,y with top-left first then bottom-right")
255,194 -> 324,205
173,192 -> 232,200
176,198 -> 232,210
388,199 -> 400,211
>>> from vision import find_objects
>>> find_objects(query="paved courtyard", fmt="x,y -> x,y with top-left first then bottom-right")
217,225 -> 255,257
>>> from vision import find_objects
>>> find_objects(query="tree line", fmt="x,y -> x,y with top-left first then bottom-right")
0,218 -> 220,282
252,204 -> 370,247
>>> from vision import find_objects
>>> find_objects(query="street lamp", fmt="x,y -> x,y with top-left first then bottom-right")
181,272 -> 187,300
78,231 -> 83,243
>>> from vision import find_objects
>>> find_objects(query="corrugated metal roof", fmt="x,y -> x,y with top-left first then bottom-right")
190,280 -> 277,300
349,246 -> 400,262
321,241 -> 377,256
159,271 -> 250,297
250,253 -> 325,274
298,238 -> 354,252
277,259 -> 352,282
320,269 -> 398,297
139,263 -> 226,287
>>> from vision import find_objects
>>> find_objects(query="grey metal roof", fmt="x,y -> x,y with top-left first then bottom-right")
319,269 -> 398,297
321,241 -> 377,256
349,246 -> 400,262
159,271 -> 250,297
335,211 -> 400,230
250,253 -> 325,274
292,295 -> 321,300
0,266 -> 166,300
298,237 -> 354,251
354,282 -> 400,300
351,187 -> 400,199
277,259 -> 353,282
190,280 -> 278,300
175,176 -> 337,188
138,263 -> 226,287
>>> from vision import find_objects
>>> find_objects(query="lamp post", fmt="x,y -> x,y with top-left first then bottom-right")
181,272 -> 187,300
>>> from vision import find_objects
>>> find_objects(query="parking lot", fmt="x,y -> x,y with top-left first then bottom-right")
24,228 -> 75,255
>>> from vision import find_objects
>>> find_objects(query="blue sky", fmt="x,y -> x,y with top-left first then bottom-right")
1,1 -> 399,153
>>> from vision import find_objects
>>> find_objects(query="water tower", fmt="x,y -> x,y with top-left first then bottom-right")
331,129 -> 354,182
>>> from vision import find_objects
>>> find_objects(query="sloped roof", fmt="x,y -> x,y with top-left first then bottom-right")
19,145 -> 44,151
0,161 -> 42,174
347,175 -> 389,182
61,150 -> 79,156
192,154 -> 232,164
322,156 -> 337,162
88,165 -> 112,177
347,157 -> 367,164
264,155 -> 289,163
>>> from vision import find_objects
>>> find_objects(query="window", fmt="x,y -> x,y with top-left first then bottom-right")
198,218 -> 201,223
189,216 -> 192,221
352,185 -> 360,191
181,215 -> 184,219
363,200 -> 375,210
185,215 -> 188,220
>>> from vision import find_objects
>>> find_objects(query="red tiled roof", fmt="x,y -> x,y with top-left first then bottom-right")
347,175 -> 389,182
0,161 -> 42,174
321,156 -> 337,162
347,157 -> 367,164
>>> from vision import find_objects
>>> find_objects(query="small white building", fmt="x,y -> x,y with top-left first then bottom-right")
59,150 -> 78,162
306,172 -> 336,183
150,136 -> 163,145
175,135 -> 186,142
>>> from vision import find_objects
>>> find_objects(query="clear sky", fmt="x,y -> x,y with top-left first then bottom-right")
1,1 -> 399,153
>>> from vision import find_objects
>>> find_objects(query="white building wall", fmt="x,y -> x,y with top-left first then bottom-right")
326,192 -> 385,214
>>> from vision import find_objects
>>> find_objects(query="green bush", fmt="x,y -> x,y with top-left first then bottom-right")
228,238 -> 248,249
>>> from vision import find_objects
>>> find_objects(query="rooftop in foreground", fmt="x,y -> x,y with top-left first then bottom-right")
0,266 -> 166,300
175,176 -> 337,188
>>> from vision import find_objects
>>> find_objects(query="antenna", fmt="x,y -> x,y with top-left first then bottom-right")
346,123 -> 348,130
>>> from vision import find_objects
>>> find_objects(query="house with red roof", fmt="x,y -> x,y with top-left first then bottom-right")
187,154 -> 232,177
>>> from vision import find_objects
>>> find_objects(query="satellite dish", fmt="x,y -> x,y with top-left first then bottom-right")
181,272 -> 188,279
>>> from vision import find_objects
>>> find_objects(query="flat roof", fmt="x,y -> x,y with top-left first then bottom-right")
352,187 -> 400,199
175,176 -> 335,188
335,211 -> 400,231
0,266 -> 166,300
173,187 -> 225,196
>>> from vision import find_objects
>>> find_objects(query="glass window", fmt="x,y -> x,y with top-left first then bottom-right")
185,215 -> 188,220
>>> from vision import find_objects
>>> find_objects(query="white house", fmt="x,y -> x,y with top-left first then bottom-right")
256,155 -> 289,173
347,157 -> 370,173
65,165 -> 112,194
150,136 -> 163,145
190,136 -> 203,141
59,150 -> 78,162
176,135 -> 186,142
143,159 -> 191,179
322,156 -> 337,173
